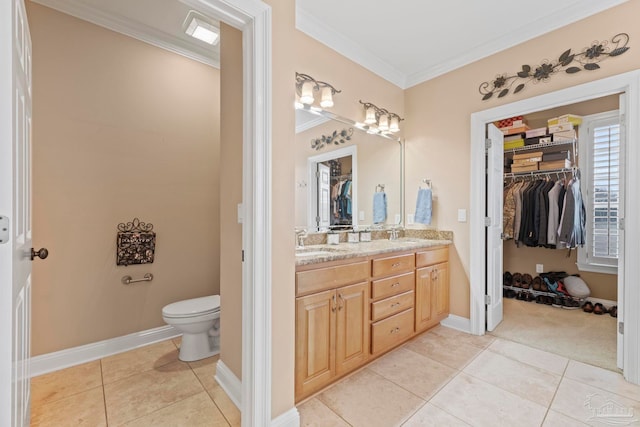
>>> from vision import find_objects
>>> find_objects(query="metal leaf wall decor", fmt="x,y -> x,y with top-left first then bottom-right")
479,33 -> 630,101
311,128 -> 354,150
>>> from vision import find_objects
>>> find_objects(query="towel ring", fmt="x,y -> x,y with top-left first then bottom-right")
376,184 -> 385,192
421,179 -> 432,189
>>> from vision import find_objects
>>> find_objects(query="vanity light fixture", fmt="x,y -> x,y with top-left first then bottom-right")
296,72 -> 341,108
359,100 -> 403,133
184,11 -> 219,45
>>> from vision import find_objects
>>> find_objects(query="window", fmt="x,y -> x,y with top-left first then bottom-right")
578,111 -> 621,274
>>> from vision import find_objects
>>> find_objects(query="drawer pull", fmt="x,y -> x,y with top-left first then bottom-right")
338,293 -> 345,311
391,262 -> 401,268
390,302 -> 401,308
390,327 -> 401,334
331,294 -> 337,312
391,282 -> 400,288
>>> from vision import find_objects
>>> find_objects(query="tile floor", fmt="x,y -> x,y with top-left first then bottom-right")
30,337 -> 240,426
31,325 -> 640,427
297,325 -> 640,427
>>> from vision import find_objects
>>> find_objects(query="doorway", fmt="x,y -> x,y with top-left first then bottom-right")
469,70 -> 640,385
1,0 -> 274,426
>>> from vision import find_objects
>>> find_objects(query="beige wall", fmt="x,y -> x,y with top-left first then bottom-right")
405,1 -> 640,317
28,3 -> 221,355
219,23 -> 243,380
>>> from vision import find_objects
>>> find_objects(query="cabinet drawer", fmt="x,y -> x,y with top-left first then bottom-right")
371,308 -> 414,354
371,271 -> 414,301
416,247 -> 448,268
372,254 -> 415,278
296,261 -> 369,296
371,290 -> 414,322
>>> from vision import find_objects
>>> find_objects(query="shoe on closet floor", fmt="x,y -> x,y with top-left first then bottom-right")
562,298 -> 580,309
610,306 -> 618,317
582,301 -> 594,313
593,303 -> 608,315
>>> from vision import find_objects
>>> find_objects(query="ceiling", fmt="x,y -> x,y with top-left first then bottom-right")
32,0 -> 627,89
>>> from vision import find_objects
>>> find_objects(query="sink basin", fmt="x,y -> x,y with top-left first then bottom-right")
295,250 -> 336,257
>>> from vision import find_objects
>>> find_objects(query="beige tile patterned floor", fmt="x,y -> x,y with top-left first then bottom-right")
298,325 -> 640,427
31,325 -> 640,427
30,339 -> 239,426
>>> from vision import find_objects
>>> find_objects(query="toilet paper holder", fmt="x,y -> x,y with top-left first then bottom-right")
121,273 -> 153,285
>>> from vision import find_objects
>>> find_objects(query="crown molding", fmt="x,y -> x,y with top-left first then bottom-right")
31,0 -> 220,68
297,0 -> 628,90
295,112 -> 329,133
295,7 -> 406,89
405,0 -> 629,88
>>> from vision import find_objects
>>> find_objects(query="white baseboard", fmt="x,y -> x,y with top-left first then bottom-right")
215,360 -> 241,409
440,314 -> 471,334
272,407 -> 300,427
587,297 -> 617,308
30,325 -> 180,377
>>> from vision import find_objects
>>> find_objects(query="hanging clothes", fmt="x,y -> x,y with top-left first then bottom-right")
503,173 -> 585,250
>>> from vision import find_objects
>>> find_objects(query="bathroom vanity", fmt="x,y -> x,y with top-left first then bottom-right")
294,239 -> 451,401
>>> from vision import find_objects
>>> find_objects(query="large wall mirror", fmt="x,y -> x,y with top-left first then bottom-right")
295,108 -> 403,231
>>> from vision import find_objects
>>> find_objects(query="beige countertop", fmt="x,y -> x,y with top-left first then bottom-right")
295,237 -> 452,266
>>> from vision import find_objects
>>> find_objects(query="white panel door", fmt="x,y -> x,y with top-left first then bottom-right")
317,163 -> 331,229
1,0 -> 33,425
486,124 -> 504,331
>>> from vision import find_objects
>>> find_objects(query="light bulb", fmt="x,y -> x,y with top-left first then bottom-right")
364,106 -> 377,125
300,81 -> 314,105
320,86 -> 334,108
378,114 -> 389,131
389,115 -> 400,132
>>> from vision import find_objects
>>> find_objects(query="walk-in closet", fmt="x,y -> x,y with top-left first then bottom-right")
491,94 -> 621,371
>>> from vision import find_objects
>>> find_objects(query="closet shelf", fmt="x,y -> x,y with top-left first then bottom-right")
503,139 -> 576,155
504,167 -> 578,180
503,285 -> 584,300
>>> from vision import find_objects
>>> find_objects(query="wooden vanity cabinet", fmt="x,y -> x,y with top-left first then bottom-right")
370,253 -> 415,355
295,260 -> 369,400
415,246 -> 450,332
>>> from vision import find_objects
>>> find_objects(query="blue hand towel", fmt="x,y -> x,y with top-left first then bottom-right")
414,188 -> 432,225
373,192 -> 387,224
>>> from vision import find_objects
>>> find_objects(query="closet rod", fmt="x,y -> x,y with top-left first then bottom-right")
504,167 -> 578,181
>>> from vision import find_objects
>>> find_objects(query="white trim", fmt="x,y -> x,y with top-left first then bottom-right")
215,359 -> 242,409
576,262 -> 617,275
271,407 -> 301,427
439,314 -> 471,334
295,113 -> 329,134
295,7 -> 406,89
30,326 -> 180,377
167,0 -> 274,425
470,69 -> 640,385
31,0 -> 220,68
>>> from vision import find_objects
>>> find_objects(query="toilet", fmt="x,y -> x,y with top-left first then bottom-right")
162,295 -> 220,362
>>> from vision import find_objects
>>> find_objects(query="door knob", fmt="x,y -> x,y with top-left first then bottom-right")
31,248 -> 49,260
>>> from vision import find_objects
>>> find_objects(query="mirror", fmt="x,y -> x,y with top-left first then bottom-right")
295,107 -> 403,231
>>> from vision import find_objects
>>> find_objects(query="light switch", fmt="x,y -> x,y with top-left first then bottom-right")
457,209 -> 467,222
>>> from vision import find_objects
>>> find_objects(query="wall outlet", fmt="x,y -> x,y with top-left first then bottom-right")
536,264 -> 544,273
394,213 -> 401,224
407,214 -> 414,225
359,211 -> 365,221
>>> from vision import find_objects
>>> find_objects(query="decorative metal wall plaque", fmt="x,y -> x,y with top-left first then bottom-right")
116,218 -> 156,266
479,33 -> 630,101
311,128 -> 353,150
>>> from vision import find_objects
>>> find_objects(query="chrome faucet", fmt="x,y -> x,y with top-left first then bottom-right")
296,229 -> 308,248
388,228 -> 399,241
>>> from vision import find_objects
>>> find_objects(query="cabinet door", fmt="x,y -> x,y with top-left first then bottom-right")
415,266 -> 435,332
295,290 -> 336,399
335,282 -> 369,375
433,262 -> 450,319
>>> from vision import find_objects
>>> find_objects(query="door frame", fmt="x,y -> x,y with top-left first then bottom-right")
307,145 -> 358,230
181,0 -> 273,423
469,70 -> 640,385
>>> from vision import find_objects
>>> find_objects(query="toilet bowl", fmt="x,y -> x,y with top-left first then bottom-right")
162,295 -> 220,362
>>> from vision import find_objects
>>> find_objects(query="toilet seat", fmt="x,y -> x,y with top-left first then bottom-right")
162,295 -> 220,319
